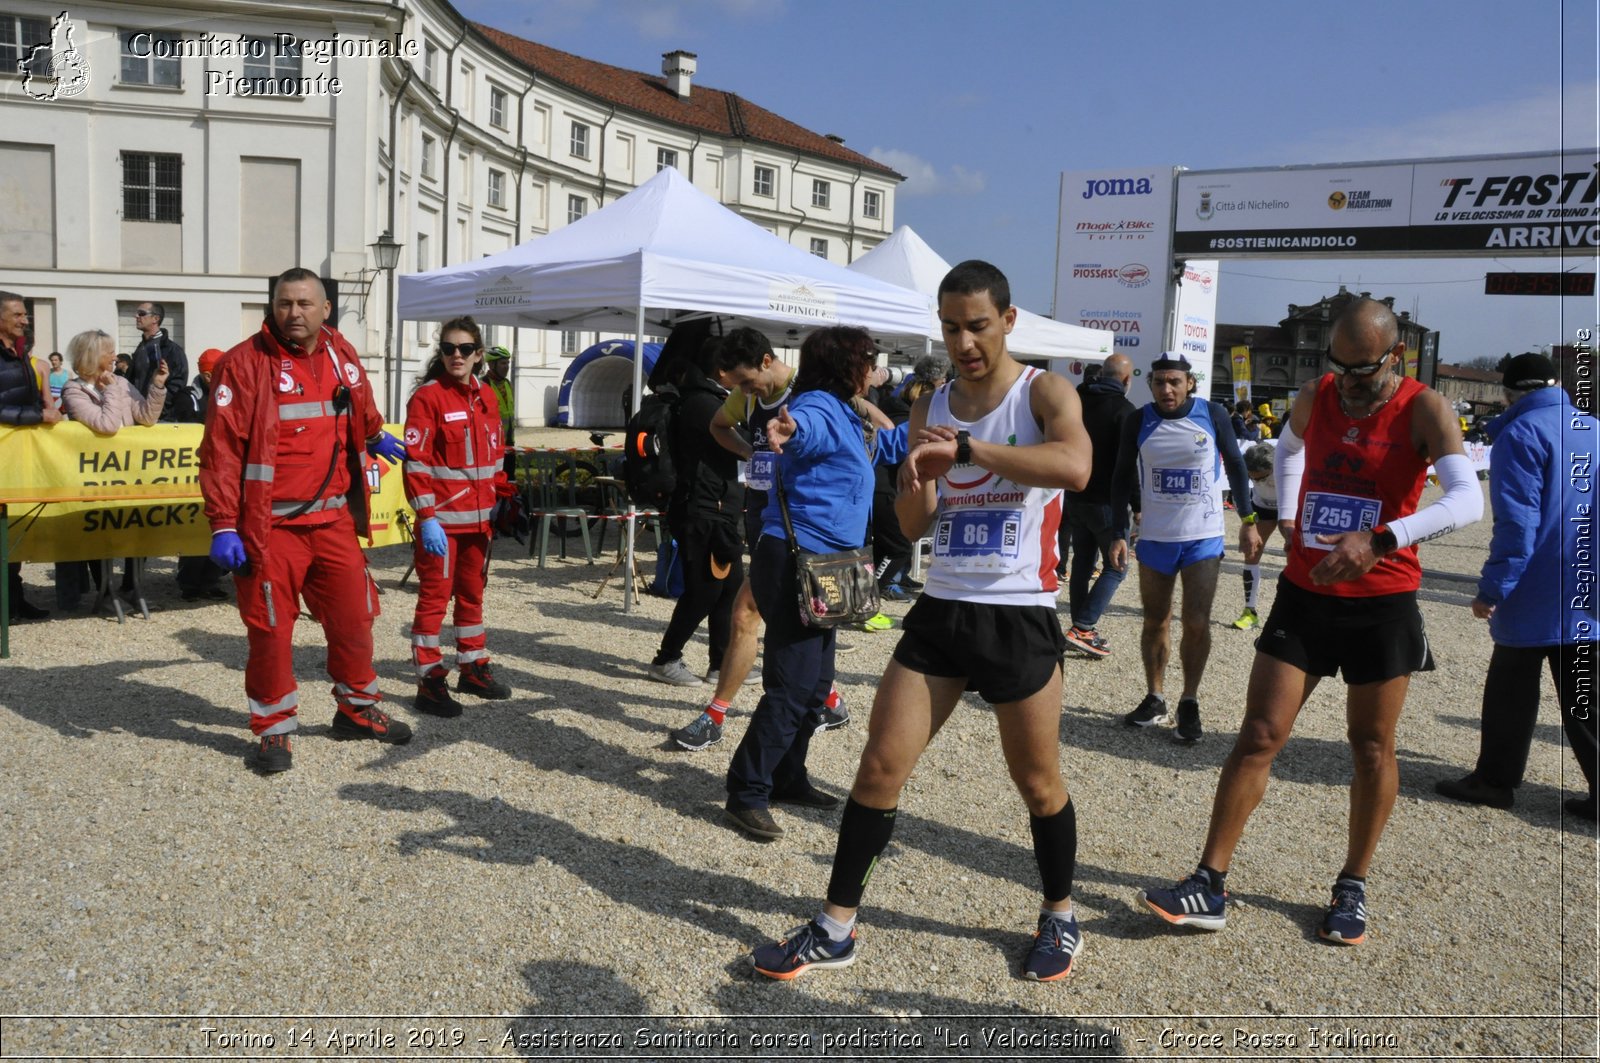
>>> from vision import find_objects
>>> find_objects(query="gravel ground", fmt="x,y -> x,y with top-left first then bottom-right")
2,426 -> 1595,1060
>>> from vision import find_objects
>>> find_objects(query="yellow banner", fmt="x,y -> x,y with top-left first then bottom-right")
0,422 -> 413,563
1230,345 -> 1252,405
1404,347 -> 1421,379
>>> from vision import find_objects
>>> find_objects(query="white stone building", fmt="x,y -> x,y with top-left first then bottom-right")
0,0 -> 899,424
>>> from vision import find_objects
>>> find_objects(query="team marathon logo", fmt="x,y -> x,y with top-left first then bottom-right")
1327,189 -> 1394,212
19,11 -> 90,101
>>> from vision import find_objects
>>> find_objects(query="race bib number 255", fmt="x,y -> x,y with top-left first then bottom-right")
1301,491 -> 1381,550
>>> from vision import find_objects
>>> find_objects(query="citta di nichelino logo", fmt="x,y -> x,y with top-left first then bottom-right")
20,10 -> 90,101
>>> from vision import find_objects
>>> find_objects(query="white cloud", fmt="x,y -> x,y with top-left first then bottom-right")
867,148 -> 987,197
1271,83 -> 1598,164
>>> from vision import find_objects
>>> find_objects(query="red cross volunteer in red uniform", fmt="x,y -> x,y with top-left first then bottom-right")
199,268 -> 411,773
403,316 -> 516,716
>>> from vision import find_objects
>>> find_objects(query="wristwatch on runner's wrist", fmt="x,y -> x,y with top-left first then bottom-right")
1370,523 -> 1398,556
954,430 -> 972,466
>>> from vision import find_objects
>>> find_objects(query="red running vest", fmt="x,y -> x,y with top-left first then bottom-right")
1284,374 -> 1431,597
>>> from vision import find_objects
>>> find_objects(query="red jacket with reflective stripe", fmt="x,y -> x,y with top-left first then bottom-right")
199,323 -> 386,567
403,375 -> 505,534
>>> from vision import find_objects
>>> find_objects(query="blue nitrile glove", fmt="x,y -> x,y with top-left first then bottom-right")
419,517 -> 448,557
210,531 -> 247,571
369,431 -> 406,465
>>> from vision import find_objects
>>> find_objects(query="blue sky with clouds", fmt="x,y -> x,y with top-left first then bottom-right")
459,0 -> 1599,361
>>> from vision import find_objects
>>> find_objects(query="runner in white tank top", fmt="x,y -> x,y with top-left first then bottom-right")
923,366 -> 1062,607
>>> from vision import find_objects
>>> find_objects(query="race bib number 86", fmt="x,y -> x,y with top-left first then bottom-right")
933,508 -> 1022,571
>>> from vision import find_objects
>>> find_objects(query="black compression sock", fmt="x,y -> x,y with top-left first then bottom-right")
825,797 -> 898,909
1029,800 -> 1078,904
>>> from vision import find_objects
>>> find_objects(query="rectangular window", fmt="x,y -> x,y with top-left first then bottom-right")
561,330 -> 579,355
808,237 -> 828,259
421,134 -> 436,180
416,232 -> 429,272
243,36 -> 301,94
423,41 -> 438,87
567,194 -> 586,224
122,151 -> 181,222
863,189 -> 881,220
487,169 -> 506,209
489,86 -> 507,128
119,30 -> 180,86
656,146 -> 678,173
811,179 -> 830,209
752,164 -> 774,198
0,14 -> 51,77
570,121 -> 590,160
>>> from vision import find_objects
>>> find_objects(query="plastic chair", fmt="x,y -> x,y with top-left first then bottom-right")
525,450 -> 595,566
593,474 -> 665,557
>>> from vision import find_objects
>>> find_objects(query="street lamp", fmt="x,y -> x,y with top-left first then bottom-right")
369,229 -> 403,414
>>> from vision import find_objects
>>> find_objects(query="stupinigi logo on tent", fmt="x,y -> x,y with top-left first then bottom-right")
474,274 -> 532,308
767,281 -> 837,323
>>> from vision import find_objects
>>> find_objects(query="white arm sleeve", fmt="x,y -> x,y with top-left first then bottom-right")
1388,452 -> 1482,548
1272,422 -> 1305,522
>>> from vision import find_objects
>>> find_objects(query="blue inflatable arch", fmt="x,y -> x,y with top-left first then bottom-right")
554,340 -> 663,427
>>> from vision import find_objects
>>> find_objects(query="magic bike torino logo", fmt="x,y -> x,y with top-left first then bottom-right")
19,11 -> 90,101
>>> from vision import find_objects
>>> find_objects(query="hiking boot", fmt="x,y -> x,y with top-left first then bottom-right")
1318,877 -> 1368,945
415,672 -> 464,718
648,658 -> 704,687
330,706 -> 413,745
256,733 -> 293,773
1064,626 -> 1110,659
750,919 -> 856,980
1434,772 -> 1513,810
724,803 -> 783,840
1174,698 -> 1202,744
1231,606 -> 1260,630
1140,871 -> 1227,931
1023,909 -> 1084,982
670,712 -> 723,751
1123,693 -> 1168,728
456,659 -> 511,700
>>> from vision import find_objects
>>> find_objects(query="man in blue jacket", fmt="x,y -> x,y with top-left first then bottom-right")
1436,352 -> 1598,819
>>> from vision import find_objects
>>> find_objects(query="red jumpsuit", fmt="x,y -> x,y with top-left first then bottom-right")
199,323 -> 387,736
402,376 -> 507,677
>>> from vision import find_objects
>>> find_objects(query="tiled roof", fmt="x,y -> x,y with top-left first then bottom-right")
471,24 -> 901,180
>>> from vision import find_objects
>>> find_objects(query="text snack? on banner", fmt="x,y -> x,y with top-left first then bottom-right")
0,422 -> 414,563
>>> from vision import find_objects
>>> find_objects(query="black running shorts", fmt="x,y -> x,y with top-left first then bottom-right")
1255,577 -> 1434,685
892,594 -> 1066,704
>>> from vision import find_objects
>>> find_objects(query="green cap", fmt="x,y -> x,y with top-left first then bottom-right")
485,345 -> 512,362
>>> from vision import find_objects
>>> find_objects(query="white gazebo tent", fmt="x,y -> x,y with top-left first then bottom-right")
848,225 -> 1115,378
398,167 -> 938,608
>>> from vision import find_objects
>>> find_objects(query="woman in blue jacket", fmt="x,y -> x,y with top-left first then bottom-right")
724,326 -> 876,840
1436,353 -> 1598,819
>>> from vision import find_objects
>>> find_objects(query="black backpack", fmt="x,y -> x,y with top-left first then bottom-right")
623,383 -> 680,510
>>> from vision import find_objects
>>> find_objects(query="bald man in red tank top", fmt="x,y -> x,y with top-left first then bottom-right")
1139,297 -> 1482,946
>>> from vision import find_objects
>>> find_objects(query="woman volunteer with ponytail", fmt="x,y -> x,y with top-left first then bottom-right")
404,316 -> 517,716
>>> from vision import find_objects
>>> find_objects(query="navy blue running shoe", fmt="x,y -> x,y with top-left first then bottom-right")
1318,877 -> 1368,945
1139,872 -> 1227,930
750,919 -> 857,980
1022,909 -> 1084,981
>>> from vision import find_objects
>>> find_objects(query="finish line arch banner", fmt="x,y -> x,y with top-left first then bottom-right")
1174,149 -> 1600,257
0,422 -> 414,563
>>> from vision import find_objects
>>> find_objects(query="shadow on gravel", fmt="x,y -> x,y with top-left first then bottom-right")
338,781 -> 984,949
498,958 -> 1127,1058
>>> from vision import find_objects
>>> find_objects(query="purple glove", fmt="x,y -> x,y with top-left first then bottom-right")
418,517 -> 448,557
368,430 -> 406,465
210,531 -> 247,571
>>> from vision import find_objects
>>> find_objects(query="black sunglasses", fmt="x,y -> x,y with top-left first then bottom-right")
1327,343 -> 1398,378
439,342 -> 481,356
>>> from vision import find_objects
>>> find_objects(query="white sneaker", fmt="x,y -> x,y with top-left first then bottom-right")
649,659 -> 704,687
